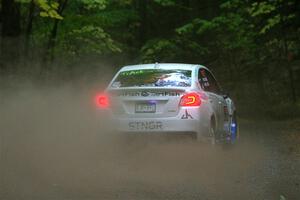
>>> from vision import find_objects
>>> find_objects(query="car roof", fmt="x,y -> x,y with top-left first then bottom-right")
120,63 -> 207,71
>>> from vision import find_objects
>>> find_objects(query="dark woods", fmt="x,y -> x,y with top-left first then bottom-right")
0,0 -> 299,118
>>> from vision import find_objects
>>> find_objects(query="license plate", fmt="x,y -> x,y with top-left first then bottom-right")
135,103 -> 156,113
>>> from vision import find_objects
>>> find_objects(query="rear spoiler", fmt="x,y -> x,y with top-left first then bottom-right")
107,87 -> 186,92
107,87 -> 187,97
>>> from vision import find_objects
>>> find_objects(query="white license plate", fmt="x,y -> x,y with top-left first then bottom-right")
135,103 -> 156,113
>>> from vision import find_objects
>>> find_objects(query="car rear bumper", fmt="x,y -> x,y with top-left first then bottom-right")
109,108 -> 211,136
99,106 -> 211,137
114,117 -> 201,133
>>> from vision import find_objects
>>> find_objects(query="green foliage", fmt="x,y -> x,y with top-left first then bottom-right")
260,14 -> 281,34
17,0 -> 63,19
154,0 -> 176,6
6,0 -> 300,108
140,39 -> 180,63
249,1 -> 277,17
220,0 -> 241,9
175,8 -> 257,67
248,0 -> 296,34
16,0 -> 32,2
81,0 -> 107,10
63,25 -> 121,55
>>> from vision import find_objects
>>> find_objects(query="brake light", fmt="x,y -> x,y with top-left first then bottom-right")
180,92 -> 201,106
95,93 -> 110,108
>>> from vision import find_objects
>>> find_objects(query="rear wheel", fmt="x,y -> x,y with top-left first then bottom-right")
208,117 -> 217,145
195,118 -> 216,144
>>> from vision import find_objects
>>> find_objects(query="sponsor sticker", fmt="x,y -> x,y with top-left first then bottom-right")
119,91 -> 181,97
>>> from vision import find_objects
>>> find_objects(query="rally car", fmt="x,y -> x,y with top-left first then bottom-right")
96,63 -> 238,144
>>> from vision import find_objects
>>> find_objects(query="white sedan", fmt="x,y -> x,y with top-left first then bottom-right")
96,63 -> 238,144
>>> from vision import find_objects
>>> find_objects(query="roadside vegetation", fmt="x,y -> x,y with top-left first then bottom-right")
0,0 -> 299,118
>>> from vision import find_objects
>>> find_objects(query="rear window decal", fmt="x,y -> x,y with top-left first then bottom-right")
111,69 -> 192,88
118,91 -> 181,97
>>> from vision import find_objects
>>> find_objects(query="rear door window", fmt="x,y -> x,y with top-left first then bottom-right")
111,69 -> 192,88
198,68 -> 221,94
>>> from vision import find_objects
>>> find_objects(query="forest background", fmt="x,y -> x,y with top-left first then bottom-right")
0,0 -> 299,118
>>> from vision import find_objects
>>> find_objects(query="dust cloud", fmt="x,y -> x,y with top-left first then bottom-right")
0,82 -> 268,200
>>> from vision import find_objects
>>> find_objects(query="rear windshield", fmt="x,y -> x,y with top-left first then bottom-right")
111,69 -> 192,88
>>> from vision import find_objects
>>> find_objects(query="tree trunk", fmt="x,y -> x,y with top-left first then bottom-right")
1,0 -> 21,37
24,0 -> 36,58
280,1 -> 297,103
180,0 -> 190,22
0,0 -> 21,72
44,0 -> 68,64
137,0 -> 148,48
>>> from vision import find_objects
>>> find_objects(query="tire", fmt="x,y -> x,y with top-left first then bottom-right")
208,117 -> 217,145
195,117 -> 216,144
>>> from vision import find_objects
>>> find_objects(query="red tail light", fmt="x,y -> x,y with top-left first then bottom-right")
95,93 -> 110,108
180,92 -> 201,106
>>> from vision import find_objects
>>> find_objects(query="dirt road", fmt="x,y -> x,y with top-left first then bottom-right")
0,87 -> 299,200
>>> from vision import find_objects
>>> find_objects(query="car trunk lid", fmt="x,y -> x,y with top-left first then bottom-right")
107,87 -> 186,118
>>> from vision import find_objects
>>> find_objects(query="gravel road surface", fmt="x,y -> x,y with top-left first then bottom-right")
0,87 -> 299,200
